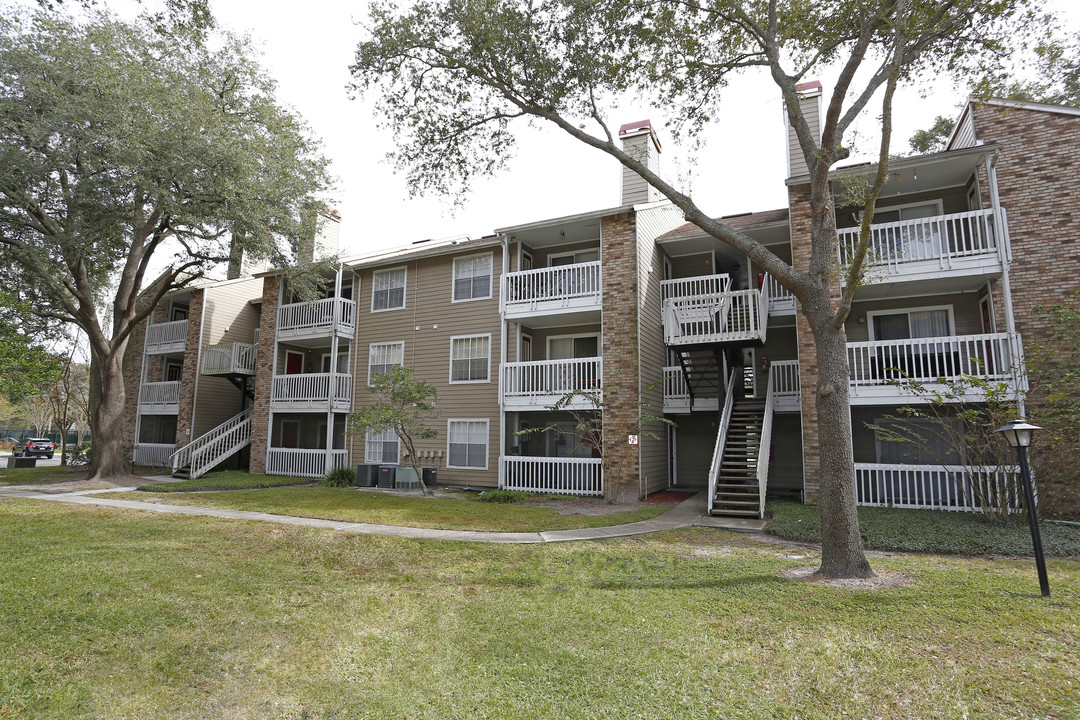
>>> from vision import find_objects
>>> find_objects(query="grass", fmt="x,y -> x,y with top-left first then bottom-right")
137,470 -> 314,493
119,485 -> 669,533
0,465 -> 87,486
0,499 -> 1078,719
767,499 -> 1080,557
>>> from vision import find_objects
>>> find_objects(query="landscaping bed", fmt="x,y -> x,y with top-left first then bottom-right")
766,499 -> 1080,557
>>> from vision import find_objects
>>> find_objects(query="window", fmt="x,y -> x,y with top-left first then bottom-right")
447,419 -> 488,469
365,428 -> 400,464
372,267 -> 406,311
452,253 -> 493,301
868,306 -> 954,341
450,335 -> 490,383
368,342 -> 404,382
549,249 -> 599,266
321,352 -> 349,374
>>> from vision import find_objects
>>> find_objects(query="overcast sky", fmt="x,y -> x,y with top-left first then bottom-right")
72,0 -> 1080,259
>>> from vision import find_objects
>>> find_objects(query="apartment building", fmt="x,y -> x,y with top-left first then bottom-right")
123,91 -> 1079,517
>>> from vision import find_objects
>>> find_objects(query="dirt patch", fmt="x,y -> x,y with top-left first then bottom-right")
779,565 -> 910,589
642,490 -> 696,504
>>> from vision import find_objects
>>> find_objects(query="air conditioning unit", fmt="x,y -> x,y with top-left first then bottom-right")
355,464 -> 379,487
377,465 -> 397,488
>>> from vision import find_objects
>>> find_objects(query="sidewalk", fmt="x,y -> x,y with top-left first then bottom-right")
0,482 -> 766,542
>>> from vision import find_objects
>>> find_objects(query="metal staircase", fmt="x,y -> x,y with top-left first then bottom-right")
169,407 -> 253,480
707,365 -> 777,519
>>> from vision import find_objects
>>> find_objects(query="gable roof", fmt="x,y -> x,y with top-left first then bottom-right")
658,208 -> 789,242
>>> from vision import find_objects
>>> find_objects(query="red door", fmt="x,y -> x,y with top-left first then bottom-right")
285,351 -> 304,375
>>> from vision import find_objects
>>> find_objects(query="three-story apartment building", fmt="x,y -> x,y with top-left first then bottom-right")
123,91 -> 1079,517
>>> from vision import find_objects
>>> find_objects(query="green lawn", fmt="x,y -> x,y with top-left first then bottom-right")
119,485 -> 669,533
1,499 -> 1077,719
767,499 -> 1080,557
0,464 -> 86,486
137,470 -> 314,493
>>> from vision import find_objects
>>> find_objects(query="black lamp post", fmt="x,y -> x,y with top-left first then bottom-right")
996,419 -> 1049,598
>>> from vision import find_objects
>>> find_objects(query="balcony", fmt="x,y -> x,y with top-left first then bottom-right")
276,297 -> 356,341
769,360 -> 801,412
501,456 -> 603,496
270,372 -> 352,412
144,319 -> 188,354
201,342 -> 257,376
836,208 -> 1004,285
132,443 -> 175,467
138,380 -> 180,414
662,274 -> 770,346
266,448 -> 348,478
501,358 -> 602,410
847,332 -> 1022,403
854,463 -> 1022,513
500,261 -> 601,322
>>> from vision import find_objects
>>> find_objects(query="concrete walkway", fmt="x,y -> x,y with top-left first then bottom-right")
0,484 -> 766,542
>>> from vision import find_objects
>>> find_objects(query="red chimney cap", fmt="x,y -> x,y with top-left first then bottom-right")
795,81 -> 823,97
618,119 -> 662,152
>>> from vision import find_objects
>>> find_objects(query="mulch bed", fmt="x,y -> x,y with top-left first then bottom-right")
641,490 -> 696,504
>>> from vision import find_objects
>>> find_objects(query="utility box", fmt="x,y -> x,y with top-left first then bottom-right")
422,467 -> 438,487
377,465 -> 397,489
355,464 -> 379,487
395,467 -> 420,490
6,456 -> 36,469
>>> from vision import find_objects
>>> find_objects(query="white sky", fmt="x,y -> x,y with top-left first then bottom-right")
52,0 -> 1080,259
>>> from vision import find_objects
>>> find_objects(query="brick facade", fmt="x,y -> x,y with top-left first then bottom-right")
600,212 -> 643,502
174,288 -> 204,446
248,274 -> 279,475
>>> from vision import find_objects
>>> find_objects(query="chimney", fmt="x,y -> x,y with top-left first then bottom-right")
312,206 -> 342,261
618,119 -> 662,205
785,81 -> 822,179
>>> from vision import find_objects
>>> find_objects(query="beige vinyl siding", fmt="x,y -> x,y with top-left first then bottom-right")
949,109 -> 976,150
674,416 -> 719,487
787,93 -> 821,178
845,293 -> 984,342
350,249 -> 504,487
192,277 -> 263,437
767,415 -> 804,491
636,203 -> 683,493
669,251 -> 715,279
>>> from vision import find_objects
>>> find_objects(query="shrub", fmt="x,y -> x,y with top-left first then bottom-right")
477,489 -> 530,504
65,443 -> 91,466
322,466 -> 357,488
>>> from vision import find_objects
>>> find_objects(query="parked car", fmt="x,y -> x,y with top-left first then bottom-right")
14,438 -> 55,459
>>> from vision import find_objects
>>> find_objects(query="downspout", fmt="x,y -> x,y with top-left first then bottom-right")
498,234 -> 509,489
985,152 -> 1025,415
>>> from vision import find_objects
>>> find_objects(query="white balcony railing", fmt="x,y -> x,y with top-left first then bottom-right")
138,381 -> 181,412
144,319 -> 188,353
769,360 -> 801,411
501,456 -> 603,496
663,283 -> 769,346
270,372 -> 352,411
501,358 -> 602,409
836,208 -> 1002,280
132,443 -> 175,467
501,261 -> 602,318
266,448 -> 348,479
662,366 -> 719,413
854,463 -> 1023,513
276,297 -> 356,338
766,274 -> 796,315
201,342 -> 257,376
661,273 -> 730,302
848,332 -> 1020,400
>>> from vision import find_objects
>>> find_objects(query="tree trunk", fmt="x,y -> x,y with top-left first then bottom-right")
809,310 -> 875,578
87,348 -> 130,480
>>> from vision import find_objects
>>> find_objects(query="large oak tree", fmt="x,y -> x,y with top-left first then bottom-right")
350,0 -> 1040,577
0,10 -> 332,480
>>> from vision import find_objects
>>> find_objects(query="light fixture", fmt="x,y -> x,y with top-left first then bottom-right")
996,419 -> 1041,448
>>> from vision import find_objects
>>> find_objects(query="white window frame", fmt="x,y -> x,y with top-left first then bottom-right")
371,266 -> 407,313
448,334 -> 491,384
446,418 -> 489,470
365,428 -> 400,465
368,341 -> 405,383
866,305 -> 956,341
547,248 -> 600,266
546,332 -> 601,359
320,351 -> 350,374
451,252 -> 494,303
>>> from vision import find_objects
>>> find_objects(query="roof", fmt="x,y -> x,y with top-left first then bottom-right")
343,234 -> 503,271
657,208 -> 790,242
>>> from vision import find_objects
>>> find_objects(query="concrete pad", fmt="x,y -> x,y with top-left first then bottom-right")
693,515 -> 767,533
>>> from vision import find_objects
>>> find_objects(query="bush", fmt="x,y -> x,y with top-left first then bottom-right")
477,489 -> 530,504
322,466 -> 357,488
65,443 -> 90,466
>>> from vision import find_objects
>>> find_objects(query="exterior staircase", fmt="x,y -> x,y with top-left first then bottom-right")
169,407 -> 253,480
712,401 -> 766,516
672,346 -> 723,408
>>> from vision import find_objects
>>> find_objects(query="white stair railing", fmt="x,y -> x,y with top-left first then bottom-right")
201,342 -> 257,375
756,274 -> 770,344
169,407 -> 253,480
769,360 -> 801,410
707,370 -> 738,515
660,273 -> 731,302
756,365 -> 777,519
664,288 -> 765,345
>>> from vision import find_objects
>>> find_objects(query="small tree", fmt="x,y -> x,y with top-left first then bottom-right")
350,366 -> 439,496
515,382 -> 675,495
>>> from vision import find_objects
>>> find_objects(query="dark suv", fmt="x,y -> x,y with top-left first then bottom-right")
14,438 -> 55,459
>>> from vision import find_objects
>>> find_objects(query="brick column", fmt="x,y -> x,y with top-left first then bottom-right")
249,275 -> 278,474
789,184 -> 823,502
600,212 -> 642,502
175,288 -> 204,445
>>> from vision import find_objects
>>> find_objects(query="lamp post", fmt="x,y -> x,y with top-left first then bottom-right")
996,419 -> 1049,598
